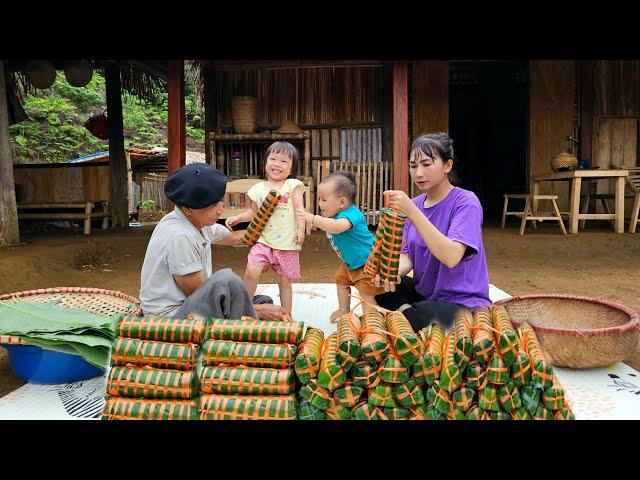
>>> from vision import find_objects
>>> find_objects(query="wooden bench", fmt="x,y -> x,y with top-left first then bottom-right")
17,201 -> 110,235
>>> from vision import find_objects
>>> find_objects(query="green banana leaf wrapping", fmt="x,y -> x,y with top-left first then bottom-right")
487,354 -> 510,385
511,351 -> 532,387
199,365 -> 294,395
408,404 -> 429,420
112,338 -> 197,371
425,381 -> 442,406
393,379 -> 425,408
448,409 -> 467,420
207,319 -> 303,345
107,366 -> 197,400
386,311 -> 421,367
519,323 -> 554,389
378,208 -> 407,281
454,309 -> 473,371
471,307 -> 495,365
368,382 -> 397,408
333,381 -> 364,409
452,386 -> 475,412
491,305 -> 519,366
335,314 -> 361,372
243,190 -> 280,247
102,398 -> 197,420
360,311 -> 390,365
351,360 -> 381,389
426,406 -> 445,420
199,394 -> 297,420
489,411 -> 511,420
203,339 -> 296,368
298,401 -> 327,420
317,332 -> 347,391
440,333 -> 462,393
415,324 -> 445,386
497,382 -> 522,411
117,315 -> 207,344
363,215 -> 387,277
325,397 -> 351,420
521,384 -> 542,415
294,328 -> 325,384
554,407 -> 575,420
511,407 -> 532,420
298,378 -> 331,410
543,383 -> 565,411
478,385 -> 500,412
533,403 -> 554,420
465,360 -> 488,391
380,353 -> 410,384
433,386 -> 453,416
381,407 -> 410,420
465,405 -> 482,420
352,402 -> 381,420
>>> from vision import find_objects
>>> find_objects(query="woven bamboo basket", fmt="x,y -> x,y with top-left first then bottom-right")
231,96 -> 258,134
550,152 -> 578,172
0,287 -> 139,345
495,294 -> 639,368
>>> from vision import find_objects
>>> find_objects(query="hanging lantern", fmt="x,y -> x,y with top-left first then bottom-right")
64,60 -> 94,87
25,60 -> 56,89
84,110 -> 110,140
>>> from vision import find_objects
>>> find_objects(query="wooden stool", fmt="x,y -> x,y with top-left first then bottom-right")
501,194 -> 529,228
520,194 -> 567,235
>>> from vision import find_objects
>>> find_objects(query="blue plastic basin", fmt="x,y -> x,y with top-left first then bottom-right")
4,344 -> 104,384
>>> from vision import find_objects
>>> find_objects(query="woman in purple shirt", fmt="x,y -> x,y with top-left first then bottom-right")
375,133 -> 491,331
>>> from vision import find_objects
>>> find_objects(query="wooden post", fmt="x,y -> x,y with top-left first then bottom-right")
392,61 -> 409,192
105,62 -> 128,228
578,60 -> 594,163
168,59 -> 186,176
204,66 -> 218,167
0,60 -> 20,244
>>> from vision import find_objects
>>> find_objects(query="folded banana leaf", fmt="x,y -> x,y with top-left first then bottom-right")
351,360 -> 380,389
393,379 -> 425,408
333,381 -> 364,409
380,353 -> 410,383
352,401 -> 381,420
478,385 -> 500,412
368,382 -> 396,408
497,382 -> 522,411
386,311 -> 421,366
360,311 -> 390,365
298,378 -> 331,410
452,386 -> 475,412
487,354 -> 510,385
298,401 -> 326,420
325,397 -> 351,420
294,328 -> 324,383
335,314 -> 361,373
317,333 -> 346,391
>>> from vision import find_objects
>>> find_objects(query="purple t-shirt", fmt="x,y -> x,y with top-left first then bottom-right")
401,187 -> 491,309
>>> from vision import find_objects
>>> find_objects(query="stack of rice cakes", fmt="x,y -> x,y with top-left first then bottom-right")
198,318 -> 303,420
102,315 -> 204,420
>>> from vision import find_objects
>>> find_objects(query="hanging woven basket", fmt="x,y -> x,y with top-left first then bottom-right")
231,96 -> 258,134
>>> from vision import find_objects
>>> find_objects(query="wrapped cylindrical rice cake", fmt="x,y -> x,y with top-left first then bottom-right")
207,318 -> 303,345
111,338 -> 197,371
360,311 -> 389,365
294,328 -> 325,384
243,190 -> 280,247
453,309 -> 473,371
491,305 -> 519,366
413,323 -> 445,386
378,208 -> 407,281
317,332 -> 347,391
386,311 -> 421,367
199,365 -> 294,395
117,314 -> 207,344
107,365 -> 197,400
335,314 -> 361,373
102,398 -> 197,420
471,307 -> 495,365
199,394 -> 297,420
202,339 -> 296,368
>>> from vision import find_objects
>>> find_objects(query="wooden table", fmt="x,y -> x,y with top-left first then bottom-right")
531,169 -> 629,234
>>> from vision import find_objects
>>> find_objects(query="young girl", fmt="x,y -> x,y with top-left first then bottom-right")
225,142 -> 306,314
375,133 -> 491,332
305,171 -> 385,322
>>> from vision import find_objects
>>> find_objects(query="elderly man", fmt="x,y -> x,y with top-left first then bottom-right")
140,163 -> 286,321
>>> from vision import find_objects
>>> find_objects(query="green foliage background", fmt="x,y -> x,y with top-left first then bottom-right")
9,71 -> 204,163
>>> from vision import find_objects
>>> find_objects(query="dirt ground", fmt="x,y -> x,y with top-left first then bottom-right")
1,219 -> 639,397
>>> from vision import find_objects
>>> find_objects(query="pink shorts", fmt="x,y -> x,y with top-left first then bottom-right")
247,242 -> 301,280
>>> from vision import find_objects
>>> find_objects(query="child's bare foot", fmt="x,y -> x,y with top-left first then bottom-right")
330,308 -> 350,323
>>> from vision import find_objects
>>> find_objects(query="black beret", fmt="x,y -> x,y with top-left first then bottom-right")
164,163 -> 227,209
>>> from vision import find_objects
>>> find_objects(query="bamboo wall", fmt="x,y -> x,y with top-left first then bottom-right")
212,65 -> 383,128
13,165 -> 110,203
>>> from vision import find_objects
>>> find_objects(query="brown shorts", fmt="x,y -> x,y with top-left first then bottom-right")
334,262 -> 386,297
